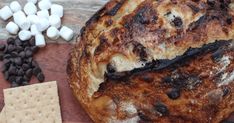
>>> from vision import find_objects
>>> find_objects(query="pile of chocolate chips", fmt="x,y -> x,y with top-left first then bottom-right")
0,37 -> 45,87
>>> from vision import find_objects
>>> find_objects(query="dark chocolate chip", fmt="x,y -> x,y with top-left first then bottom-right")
138,111 -> 151,121
3,59 -> 11,66
25,69 -> 33,78
22,64 -> 30,71
15,76 -> 23,84
154,102 -> 169,116
23,75 -> 30,82
16,46 -> 24,52
0,44 -> 5,51
25,49 -> 33,57
24,47 -> 31,51
26,57 -> 33,64
8,65 -> 17,75
15,38 -> 22,46
29,37 -> 35,46
33,67 -> 41,76
17,68 -> 24,76
4,71 -> 9,80
37,73 -> 45,82
7,37 -> 15,44
7,44 -> 15,52
8,75 -> 16,83
222,87 -> 230,97
106,63 -> 116,73
172,17 -> 183,27
3,54 -> 11,59
19,51 -> 26,58
167,88 -> 180,100
11,82 -> 19,87
11,52 -> 18,57
31,46 -> 39,53
14,57 -> 23,66
22,81 -> 29,86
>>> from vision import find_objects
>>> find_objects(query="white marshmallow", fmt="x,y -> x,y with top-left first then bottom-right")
51,4 -> 63,18
59,26 -> 74,41
13,11 -> 31,30
10,1 -> 22,13
19,30 -> 32,41
24,2 -> 37,15
6,21 -> 19,35
47,26 -> 59,40
37,10 -> 49,19
27,14 -> 39,24
35,34 -> 46,47
30,24 -> 40,36
27,0 -> 37,4
35,17 -> 49,32
38,0 -> 52,10
49,15 -> 61,28
0,6 -> 13,21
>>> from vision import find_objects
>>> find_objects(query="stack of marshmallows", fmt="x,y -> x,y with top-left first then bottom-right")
0,0 -> 74,47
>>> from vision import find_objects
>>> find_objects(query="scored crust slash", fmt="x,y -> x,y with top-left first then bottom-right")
68,0 -> 234,123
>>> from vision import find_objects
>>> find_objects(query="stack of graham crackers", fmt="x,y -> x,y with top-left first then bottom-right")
0,81 -> 62,123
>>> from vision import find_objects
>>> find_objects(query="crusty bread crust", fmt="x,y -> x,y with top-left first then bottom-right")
68,0 -> 234,122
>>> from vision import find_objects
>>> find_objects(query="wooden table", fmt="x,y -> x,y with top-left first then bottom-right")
0,0 -> 234,123
0,0 -> 108,123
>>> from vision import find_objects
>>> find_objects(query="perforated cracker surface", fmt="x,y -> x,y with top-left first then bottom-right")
3,81 -> 62,123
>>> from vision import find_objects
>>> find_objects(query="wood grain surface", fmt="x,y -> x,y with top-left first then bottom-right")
0,0 -> 108,123
0,0 -> 108,43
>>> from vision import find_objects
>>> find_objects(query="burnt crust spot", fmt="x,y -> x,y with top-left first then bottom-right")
154,102 -> 169,116
132,42 -> 148,61
105,19 -> 113,27
94,35 -> 110,55
171,17 -> 183,28
187,3 -> 200,13
104,40 -> 232,81
106,0 -> 125,16
133,5 -> 158,25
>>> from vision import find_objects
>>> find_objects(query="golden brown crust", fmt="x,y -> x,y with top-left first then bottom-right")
68,0 -> 234,123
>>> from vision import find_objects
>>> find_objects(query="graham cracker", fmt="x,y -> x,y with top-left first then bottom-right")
0,107 -> 6,123
3,81 -> 62,123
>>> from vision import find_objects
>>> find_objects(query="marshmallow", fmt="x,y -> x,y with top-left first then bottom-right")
38,0 -> 52,10
13,11 -> 30,30
37,10 -> 49,19
59,26 -> 74,41
27,0 -> 37,4
19,30 -> 32,41
36,17 -> 50,32
10,1 -> 22,12
6,21 -> 19,35
51,4 -> 63,18
49,15 -> 61,28
31,24 -> 40,36
24,2 -> 37,15
0,6 -> 13,21
35,34 -> 46,47
27,14 -> 39,24
47,26 -> 59,40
